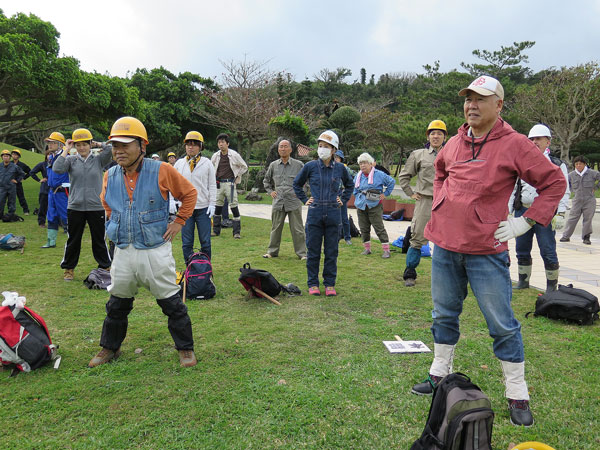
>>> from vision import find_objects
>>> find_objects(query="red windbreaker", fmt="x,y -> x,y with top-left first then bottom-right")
425,118 -> 566,255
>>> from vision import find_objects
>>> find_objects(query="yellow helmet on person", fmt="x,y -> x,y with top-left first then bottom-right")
1,149 -> 12,156
108,116 -> 149,145
427,120 -> 447,136
167,152 -> 176,157
72,128 -> 94,143
45,132 -> 66,144
184,131 -> 204,143
11,149 -> 21,156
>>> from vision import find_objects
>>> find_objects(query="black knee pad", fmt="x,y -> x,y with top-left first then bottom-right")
544,262 -> 559,271
105,296 -> 134,320
231,206 -> 240,217
403,267 -> 417,280
214,206 -> 223,216
517,257 -> 533,266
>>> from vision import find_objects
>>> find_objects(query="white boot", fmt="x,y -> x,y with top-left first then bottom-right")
430,343 -> 456,377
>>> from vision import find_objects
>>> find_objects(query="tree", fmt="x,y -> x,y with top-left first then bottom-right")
514,62 -> 600,163
128,67 -> 214,151
324,105 -> 365,151
268,110 -> 309,143
193,57 -> 294,161
460,41 -> 535,82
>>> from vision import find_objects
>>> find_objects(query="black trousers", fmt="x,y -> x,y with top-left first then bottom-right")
15,182 -> 29,213
61,209 -> 111,270
38,191 -> 48,225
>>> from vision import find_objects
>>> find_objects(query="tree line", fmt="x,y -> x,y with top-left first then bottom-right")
1,10 -> 599,169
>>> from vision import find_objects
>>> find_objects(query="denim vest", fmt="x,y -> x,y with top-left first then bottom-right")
104,159 -> 169,249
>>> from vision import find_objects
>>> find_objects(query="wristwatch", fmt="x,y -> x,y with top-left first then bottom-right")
524,217 -> 536,227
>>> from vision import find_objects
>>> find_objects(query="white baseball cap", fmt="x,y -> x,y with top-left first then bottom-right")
107,136 -> 138,144
459,75 -> 504,100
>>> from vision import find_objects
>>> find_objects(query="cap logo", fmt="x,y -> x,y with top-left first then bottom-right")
473,76 -> 487,86
74,133 -> 87,140
114,123 -> 131,131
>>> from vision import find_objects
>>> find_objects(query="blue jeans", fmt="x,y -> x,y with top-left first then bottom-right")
182,207 -> 211,262
514,207 -> 558,267
305,205 -> 341,288
431,245 -> 524,363
339,202 -> 350,240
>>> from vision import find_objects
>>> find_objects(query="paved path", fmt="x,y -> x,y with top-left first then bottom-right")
238,202 -> 600,298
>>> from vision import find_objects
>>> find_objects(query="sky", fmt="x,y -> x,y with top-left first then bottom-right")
4,0 -> 600,83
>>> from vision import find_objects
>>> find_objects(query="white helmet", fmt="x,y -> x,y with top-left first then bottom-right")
528,124 -> 551,139
317,130 -> 339,150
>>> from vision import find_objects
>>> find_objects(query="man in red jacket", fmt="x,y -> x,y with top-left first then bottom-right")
410,76 -> 566,427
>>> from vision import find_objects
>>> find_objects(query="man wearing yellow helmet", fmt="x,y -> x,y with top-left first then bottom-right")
0,149 -> 25,220
167,152 -> 177,166
52,129 -> 112,281
397,120 -> 447,287
174,131 -> 216,261
43,131 -> 69,248
10,149 -> 31,215
88,117 -> 199,369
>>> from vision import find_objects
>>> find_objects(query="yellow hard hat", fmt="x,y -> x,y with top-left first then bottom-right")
167,152 -> 176,157
427,120 -> 447,135
11,149 -> 21,156
108,116 -> 149,145
72,128 -> 93,142
184,131 -> 204,143
45,132 -> 66,144
512,442 -> 556,450
1,149 -> 11,156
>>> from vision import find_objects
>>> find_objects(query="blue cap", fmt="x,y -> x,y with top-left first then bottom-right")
335,150 -> 344,160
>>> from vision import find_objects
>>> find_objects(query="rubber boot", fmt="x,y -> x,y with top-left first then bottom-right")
516,264 -> 532,289
212,215 -> 221,237
545,263 -> 559,293
411,344 -> 455,395
41,228 -> 58,248
501,360 -> 534,427
361,241 -> 371,255
232,218 -> 241,239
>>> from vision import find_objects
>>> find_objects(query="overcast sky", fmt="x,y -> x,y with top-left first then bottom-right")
4,0 -> 600,83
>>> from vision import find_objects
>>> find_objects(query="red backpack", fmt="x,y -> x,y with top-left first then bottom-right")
0,304 -> 59,374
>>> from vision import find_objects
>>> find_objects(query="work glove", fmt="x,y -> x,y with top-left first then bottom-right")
494,216 -> 532,242
552,213 -> 565,231
206,205 -> 215,217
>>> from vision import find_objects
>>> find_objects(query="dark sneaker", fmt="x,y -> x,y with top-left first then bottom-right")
583,237 -> 591,245
508,399 -> 534,427
411,374 -> 442,395
88,348 -> 121,368
345,239 -> 352,245
179,350 -> 197,367
559,237 -> 569,242
404,278 -> 416,287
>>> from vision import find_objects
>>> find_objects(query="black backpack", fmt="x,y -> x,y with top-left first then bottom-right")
2,213 -> 24,223
181,251 -> 216,300
527,284 -> 599,325
239,263 -> 282,298
411,373 -> 494,450
349,215 -> 361,238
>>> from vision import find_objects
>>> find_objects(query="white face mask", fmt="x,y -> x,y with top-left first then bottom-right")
317,146 -> 331,160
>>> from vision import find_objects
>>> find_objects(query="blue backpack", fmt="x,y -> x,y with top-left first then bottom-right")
181,251 -> 216,300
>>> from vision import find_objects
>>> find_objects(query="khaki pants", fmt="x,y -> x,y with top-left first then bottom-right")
267,208 -> 306,257
409,195 -> 432,249
216,181 -> 238,208
357,203 -> 389,243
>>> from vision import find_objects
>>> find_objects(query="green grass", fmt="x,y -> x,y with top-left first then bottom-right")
1,166 -> 599,449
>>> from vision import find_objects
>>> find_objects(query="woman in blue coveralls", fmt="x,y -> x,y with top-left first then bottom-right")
293,130 -> 353,297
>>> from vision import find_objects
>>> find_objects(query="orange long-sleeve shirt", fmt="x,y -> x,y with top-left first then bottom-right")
101,160 -> 197,226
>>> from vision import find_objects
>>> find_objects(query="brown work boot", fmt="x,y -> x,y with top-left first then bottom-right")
63,269 -> 74,281
88,348 -> 122,368
179,349 -> 197,367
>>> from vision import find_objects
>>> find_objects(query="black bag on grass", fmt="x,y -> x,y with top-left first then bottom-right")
411,372 -> 494,450
239,263 -> 282,298
83,268 -> 112,290
526,284 -> 599,325
181,251 -> 216,300
2,213 -> 24,223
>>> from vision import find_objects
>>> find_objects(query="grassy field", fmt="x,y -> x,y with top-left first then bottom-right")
1,148 -> 599,449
